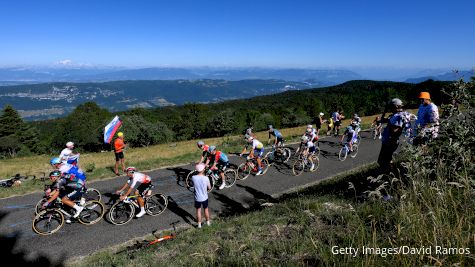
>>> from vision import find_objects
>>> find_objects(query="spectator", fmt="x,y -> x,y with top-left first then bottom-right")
114,132 -> 126,176
326,116 -> 334,136
315,112 -> 324,136
377,98 -> 410,171
192,163 -> 211,228
416,92 -> 439,139
59,141 -> 80,166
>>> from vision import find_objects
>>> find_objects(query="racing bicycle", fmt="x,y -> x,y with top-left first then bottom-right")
35,186 -> 102,215
108,186 -> 168,225
292,152 -> 320,176
237,155 -> 270,180
185,167 -> 236,192
339,136 -> 360,161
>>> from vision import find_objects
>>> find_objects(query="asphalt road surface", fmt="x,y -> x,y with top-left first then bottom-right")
0,132 -> 381,262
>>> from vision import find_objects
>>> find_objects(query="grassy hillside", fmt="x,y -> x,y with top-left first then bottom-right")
71,79 -> 475,267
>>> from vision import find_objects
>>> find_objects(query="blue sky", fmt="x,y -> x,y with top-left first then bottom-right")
0,0 -> 474,69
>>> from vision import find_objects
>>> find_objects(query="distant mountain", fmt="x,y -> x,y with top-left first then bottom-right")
0,66 -> 362,85
405,70 -> 474,83
0,79 -> 315,120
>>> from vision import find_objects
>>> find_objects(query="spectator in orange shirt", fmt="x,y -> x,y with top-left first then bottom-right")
114,132 -> 126,176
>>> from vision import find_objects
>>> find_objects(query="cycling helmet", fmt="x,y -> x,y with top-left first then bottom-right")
351,120 -> 357,125
268,125 -> 273,129
125,167 -> 136,173
209,146 -> 216,152
301,135 -> 309,142
66,141 -> 74,148
307,124 -> 313,129
197,140 -> 204,147
50,157 -> 61,165
49,170 -> 61,178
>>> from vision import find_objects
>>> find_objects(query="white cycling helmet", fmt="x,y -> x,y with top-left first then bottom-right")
209,145 -> 216,152
126,167 -> 136,173
301,135 -> 309,142
307,124 -> 313,128
66,141 -> 74,148
197,140 -> 204,147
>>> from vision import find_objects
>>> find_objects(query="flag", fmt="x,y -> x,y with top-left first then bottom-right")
104,115 -> 122,144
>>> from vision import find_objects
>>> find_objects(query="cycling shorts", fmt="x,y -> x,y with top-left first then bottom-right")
254,148 -> 264,158
216,161 -> 228,173
137,182 -> 153,197
59,187 -> 84,200
308,146 -> 316,154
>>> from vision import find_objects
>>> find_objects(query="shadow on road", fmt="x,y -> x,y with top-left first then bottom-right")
166,196 -> 195,226
235,184 -> 276,203
0,212 -> 63,266
167,167 -> 192,187
211,192 -> 248,216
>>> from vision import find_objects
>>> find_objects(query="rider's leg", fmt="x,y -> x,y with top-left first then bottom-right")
136,189 -> 146,217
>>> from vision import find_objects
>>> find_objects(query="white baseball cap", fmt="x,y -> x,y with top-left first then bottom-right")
195,163 -> 206,172
66,141 -> 74,148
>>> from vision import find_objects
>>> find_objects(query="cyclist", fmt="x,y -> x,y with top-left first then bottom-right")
415,92 -> 439,139
42,170 -> 85,219
59,141 -> 80,166
116,167 -> 152,218
197,140 -> 210,163
298,125 -> 318,154
371,116 -> 383,139
267,125 -> 284,147
352,113 -> 362,134
242,125 -> 256,140
300,136 -> 317,171
378,98 -> 410,171
240,136 -> 265,175
340,121 -> 358,153
315,113 -> 324,136
50,157 -> 87,185
205,146 -> 229,190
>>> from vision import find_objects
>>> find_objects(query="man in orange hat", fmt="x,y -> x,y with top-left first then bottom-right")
416,92 -> 439,139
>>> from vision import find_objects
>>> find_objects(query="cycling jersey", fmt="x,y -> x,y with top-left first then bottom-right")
305,129 -> 318,142
344,126 -> 357,143
212,151 -> 229,163
53,174 -> 85,191
201,145 -> 210,158
127,172 -> 151,189
353,116 -> 361,125
58,164 -> 86,182
251,139 -> 264,150
269,129 -> 282,138
305,140 -> 316,153
59,148 -> 73,163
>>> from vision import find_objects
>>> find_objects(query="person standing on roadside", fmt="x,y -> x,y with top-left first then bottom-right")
377,98 -> 410,171
192,163 -> 211,228
416,92 -> 439,139
59,141 -> 80,166
114,132 -> 126,176
315,112 -> 324,136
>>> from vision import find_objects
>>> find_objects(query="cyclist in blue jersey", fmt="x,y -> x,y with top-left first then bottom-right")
206,146 -> 229,190
50,157 -> 87,183
340,122 -> 358,153
267,125 -> 284,147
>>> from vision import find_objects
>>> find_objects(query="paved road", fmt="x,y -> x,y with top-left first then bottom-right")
0,132 -> 381,261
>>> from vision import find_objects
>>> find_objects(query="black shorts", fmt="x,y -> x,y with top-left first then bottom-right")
59,187 -> 84,200
276,136 -> 284,145
194,199 -> 209,209
216,161 -> 228,173
115,152 -> 124,161
334,121 -> 341,127
136,183 -> 153,197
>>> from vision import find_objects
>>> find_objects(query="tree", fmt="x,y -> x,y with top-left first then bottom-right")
0,105 -> 23,137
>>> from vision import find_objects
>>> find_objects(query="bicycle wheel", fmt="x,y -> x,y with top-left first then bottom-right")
339,146 -> 348,161
350,144 -> 359,158
282,148 -> 292,163
145,194 -> 168,216
84,188 -> 102,202
265,150 -> 274,161
315,144 -> 321,157
35,198 -> 48,215
108,201 -> 135,225
237,163 -> 251,180
224,169 -> 237,188
292,159 -> 305,176
78,200 -> 104,225
185,170 -> 198,188
32,209 -> 64,235
261,158 -> 270,174
373,129 -> 377,140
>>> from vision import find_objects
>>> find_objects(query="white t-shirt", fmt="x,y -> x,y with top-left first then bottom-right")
59,148 -> 73,162
192,174 -> 210,202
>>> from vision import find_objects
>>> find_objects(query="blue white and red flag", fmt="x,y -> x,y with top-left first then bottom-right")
104,115 -> 122,143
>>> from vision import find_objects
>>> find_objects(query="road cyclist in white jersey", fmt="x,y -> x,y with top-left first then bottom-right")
300,135 -> 317,171
116,167 -> 152,218
240,136 -> 265,175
